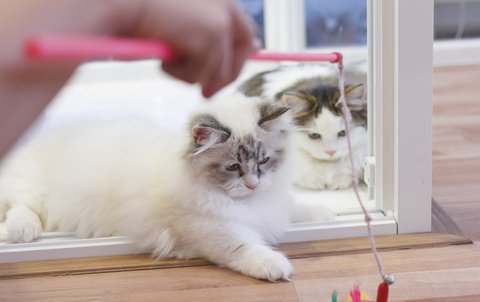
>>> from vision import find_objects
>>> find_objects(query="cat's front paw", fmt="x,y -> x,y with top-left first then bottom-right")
7,219 -> 42,243
233,245 -> 293,281
6,207 -> 42,243
326,173 -> 353,190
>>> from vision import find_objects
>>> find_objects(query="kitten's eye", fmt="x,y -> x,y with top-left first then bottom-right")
337,130 -> 346,137
226,163 -> 240,171
258,157 -> 270,165
308,133 -> 322,140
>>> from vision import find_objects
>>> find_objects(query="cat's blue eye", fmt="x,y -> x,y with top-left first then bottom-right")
337,130 -> 346,137
258,157 -> 270,165
308,133 -> 322,140
226,163 -> 240,171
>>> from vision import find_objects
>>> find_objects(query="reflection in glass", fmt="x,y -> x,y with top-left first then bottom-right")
434,1 -> 480,40
305,0 -> 367,48
237,0 -> 265,47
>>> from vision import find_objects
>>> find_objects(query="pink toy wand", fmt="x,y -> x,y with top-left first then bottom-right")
336,53 -> 395,302
24,34 -> 342,63
24,34 -> 393,301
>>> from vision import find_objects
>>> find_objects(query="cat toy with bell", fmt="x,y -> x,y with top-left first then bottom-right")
24,35 -> 395,301
329,52 -> 395,302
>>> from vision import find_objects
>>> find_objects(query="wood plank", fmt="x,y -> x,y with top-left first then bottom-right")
408,295 -> 480,302
282,233 -> 471,259
292,244 -> 480,280
0,232 -> 471,280
294,267 -> 480,302
292,244 -> 480,302
0,265 -> 300,302
440,201 -> 480,242
432,64 -> 480,244
1,245 -> 479,302
431,199 -> 465,236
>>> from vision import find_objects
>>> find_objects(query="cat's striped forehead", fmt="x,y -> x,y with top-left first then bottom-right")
296,84 -> 343,116
236,135 -> 266,163
200,95 -> 264,136
280,80 -> 366,127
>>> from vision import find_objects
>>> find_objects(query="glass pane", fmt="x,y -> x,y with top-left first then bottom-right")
0,1 -> 377,261
434,1 -> 480,40
233,0 -> 373,219
237,0 -> 265,47
306,0 -> 367,48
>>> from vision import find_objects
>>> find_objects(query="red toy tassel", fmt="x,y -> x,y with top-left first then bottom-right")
376,282 -> 389,302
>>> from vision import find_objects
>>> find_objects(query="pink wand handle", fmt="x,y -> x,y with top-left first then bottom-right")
24,35 -> 342,63
25,35 -> 178,61
250,51 -> 341,62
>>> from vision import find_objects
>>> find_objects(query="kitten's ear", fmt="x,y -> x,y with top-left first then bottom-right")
258,102 -> 290,130
345,83 -> 365,99
190,115 -> 230,155
281,92 -> 314,118
345,83 -> 367,111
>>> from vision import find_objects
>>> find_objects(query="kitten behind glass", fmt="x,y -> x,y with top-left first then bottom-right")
240,62 -> 368,190
0,95 -> 294,281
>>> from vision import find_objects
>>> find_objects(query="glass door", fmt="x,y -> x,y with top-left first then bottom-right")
0,0 -> 433,263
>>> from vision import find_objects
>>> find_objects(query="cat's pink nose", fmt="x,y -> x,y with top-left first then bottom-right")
244,175 -> 259,190
325,149 -> 336,156
243,173 -> 259,190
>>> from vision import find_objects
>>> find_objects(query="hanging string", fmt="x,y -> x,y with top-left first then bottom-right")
334,55 -> 394,287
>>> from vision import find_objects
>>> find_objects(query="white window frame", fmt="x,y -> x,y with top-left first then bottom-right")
374,0 -> 433,233
433,0 -> 480,67
0,0 -> 433,263
264,0 -> 433,232
433,0 -> 480,66
434,38 -> 480,66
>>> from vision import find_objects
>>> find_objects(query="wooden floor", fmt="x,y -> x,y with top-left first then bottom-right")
432,65 -> 480,244
1,65 -> 480,301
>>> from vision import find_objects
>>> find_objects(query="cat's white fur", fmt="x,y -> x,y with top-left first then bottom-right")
253,63 -> 367,190
261,64 -> 337,99
293,118 -> 367,190
0,95 -> 295,281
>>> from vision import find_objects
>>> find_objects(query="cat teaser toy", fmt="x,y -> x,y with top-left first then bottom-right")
24,35 -> 394,301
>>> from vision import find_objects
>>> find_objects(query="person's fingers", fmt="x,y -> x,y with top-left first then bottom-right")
161,59 -> 197,84
202,1 -> 256,97
161,21 -> 215,85
134,0 -> 255,96
199,46 -> 223,97
228,2 -> 256,83
200,17 -> 233,97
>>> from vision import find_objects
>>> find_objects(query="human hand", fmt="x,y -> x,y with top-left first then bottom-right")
0,0 -> 257,158
127,0 -> 258,97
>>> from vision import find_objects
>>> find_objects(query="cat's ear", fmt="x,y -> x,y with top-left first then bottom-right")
190,115 -> 230,155
281,92 -> 314,118
345,83 -> 365,99
345,83 -> 367,111
258,102 -> 290,131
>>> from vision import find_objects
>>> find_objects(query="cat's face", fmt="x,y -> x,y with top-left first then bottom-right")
283,84 -> 366,161
187,96 -> 291,199
297,109 -> 350,160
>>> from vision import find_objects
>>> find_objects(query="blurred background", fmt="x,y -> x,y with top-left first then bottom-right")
239,0 -> 480,49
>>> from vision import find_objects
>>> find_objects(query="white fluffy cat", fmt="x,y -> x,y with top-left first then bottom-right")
0,95 -> 297,281
240,63 -> 368,190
